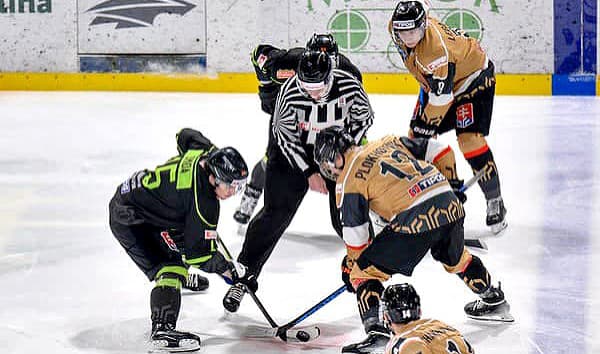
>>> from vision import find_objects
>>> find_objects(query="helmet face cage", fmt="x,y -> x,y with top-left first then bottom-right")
314,127 -> 354,181
381,283 -> 421,325
297,50 -> 334,101
207,147 -> 248,194
391,1 -> 427,44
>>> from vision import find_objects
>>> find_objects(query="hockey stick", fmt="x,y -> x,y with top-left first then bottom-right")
245,284 -> 346,340
458,169 -> 488,250
215,235 -> 321,342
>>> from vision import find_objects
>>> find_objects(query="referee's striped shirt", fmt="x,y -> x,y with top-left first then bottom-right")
271,69 -> 374,175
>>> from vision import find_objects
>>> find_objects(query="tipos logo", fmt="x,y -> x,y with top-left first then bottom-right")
86,0 -> 195,29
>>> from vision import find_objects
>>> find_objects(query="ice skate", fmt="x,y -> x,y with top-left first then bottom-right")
486,196 -> 507,234
464,283 -> 514,322
182,273 -> 209,292
150,323 -> 201,353
341,330 -> 391,354
233,185 -> 261,225
222,283 -> 246,313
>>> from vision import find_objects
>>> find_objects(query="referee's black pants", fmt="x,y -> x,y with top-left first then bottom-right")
237,157 -> 342,276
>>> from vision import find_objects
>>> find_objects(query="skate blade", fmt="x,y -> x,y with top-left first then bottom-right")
149,339 -> 201,353
490,219 -> 508,235
467,311 -> 515,323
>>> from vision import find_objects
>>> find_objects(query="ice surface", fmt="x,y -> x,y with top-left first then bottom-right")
1,91 -> 599,354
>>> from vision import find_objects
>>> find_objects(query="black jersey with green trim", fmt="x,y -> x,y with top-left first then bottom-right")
118,148 -> 219,262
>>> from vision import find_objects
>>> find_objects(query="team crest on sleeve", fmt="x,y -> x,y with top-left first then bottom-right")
456,103 -> 474,128
204,230 -> 218,240
257,54 -> 268,69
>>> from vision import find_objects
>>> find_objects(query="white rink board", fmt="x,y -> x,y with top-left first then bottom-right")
0,0 -> 553,73
77,0 -> 207,54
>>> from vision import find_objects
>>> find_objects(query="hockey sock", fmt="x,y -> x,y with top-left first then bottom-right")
249,158 -> 267,192
458,134 -> 501,200
151,285 -> 181,328
457,255 -> 491,295
355,280 -> 385,333
464,148 -> 501,200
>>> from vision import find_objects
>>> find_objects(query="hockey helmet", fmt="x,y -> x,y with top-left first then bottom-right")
206,147 -> 248,194
381,283 -> 422,325
306,33 -> 339,66
391,1 -> 429,46
297,50 -> 334,101
313,126 -> 355,181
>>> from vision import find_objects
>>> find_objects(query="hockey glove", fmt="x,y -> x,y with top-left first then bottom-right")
258,84 -> 279,115
341,255 -> 356,293
198,251 -> 232,275
409,118 -> 438,139
449,179 -> 467,204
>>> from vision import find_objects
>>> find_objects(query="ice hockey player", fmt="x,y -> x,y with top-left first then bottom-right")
233,33 -> 363,225
312,126 -> 513,354
108,128 -> 248,352
223,50 -> 373,313
382,283 -> 475,354
389,0 -> 507,233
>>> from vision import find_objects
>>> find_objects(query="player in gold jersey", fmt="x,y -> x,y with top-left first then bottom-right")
382,283 -> 474,354
313,127 -> 513,354
389,0 -> 507,234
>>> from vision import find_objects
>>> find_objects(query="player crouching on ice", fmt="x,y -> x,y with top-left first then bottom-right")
382,283 -> 475,354
313,127 -> 513,354
109,128 -> 248,352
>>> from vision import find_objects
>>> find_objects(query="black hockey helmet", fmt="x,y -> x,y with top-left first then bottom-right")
297,50 -> 334,101
391,1 -> 428,43
306,33 -> 339,65
206,147 -> 248,193
297,50 -> 332,84
381,283 -> 421,325
314,126 -> 355,181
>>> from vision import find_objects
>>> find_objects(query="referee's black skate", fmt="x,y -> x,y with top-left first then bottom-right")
341,330 -> 390,354
464,283 -> 514,322
486,196 -> 507,234
223,283 -> 246,313
151,322 -> 201,353
182,273 -> 209,292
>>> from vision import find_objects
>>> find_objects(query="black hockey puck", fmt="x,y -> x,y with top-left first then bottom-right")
296,330 -> 311,342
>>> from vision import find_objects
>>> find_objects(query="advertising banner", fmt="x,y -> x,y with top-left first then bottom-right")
288,0 -> 553,74
0,0 -> 78,72
78,0 -> 207,54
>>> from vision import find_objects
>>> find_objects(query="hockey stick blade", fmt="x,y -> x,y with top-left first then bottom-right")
464,238 -> 487,250
244,325 -> 321,342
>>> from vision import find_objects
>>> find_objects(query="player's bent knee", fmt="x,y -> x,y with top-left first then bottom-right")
154,266 -> 188,289
442,249 -> 472,274
457,132 -> 488,157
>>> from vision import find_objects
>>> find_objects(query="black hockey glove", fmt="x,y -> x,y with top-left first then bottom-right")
449,179 -> 467,204
409,118 -> 438,139
341,255 -> 355,293
198,251 -> 232,275
258,84 -> 279,115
